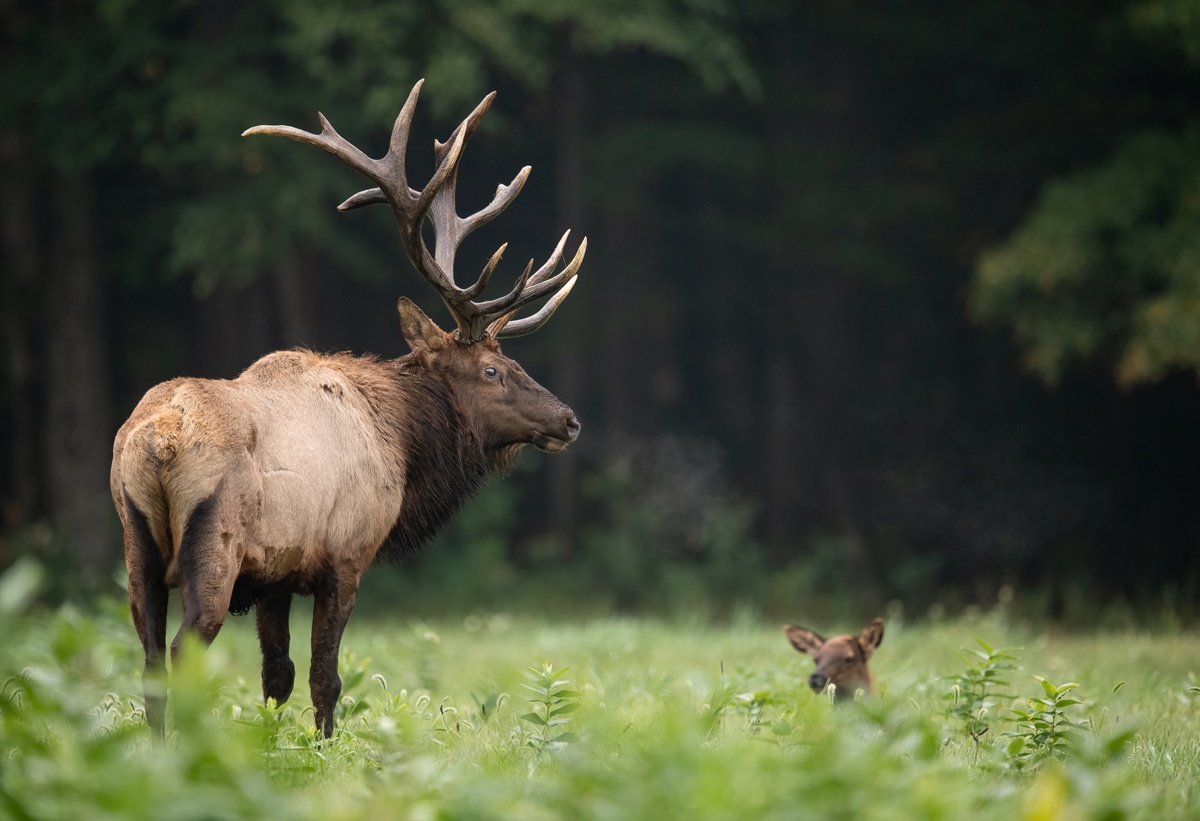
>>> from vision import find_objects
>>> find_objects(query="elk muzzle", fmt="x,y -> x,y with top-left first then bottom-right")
532,408 -> 581,453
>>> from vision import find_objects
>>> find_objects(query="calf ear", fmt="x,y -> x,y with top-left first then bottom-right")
397,297 -> 450,353
784,624 -> 826,656
858,618 -> 885,659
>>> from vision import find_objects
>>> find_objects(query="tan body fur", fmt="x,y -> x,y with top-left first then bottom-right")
113,352 -> 417,588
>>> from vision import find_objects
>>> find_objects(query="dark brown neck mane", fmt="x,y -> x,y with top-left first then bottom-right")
376,356 -> 519,562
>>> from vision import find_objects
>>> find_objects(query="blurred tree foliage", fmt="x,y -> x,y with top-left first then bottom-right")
3,0 -> 1200,609
0,0 -> 752,573
973,0 -> 1200,387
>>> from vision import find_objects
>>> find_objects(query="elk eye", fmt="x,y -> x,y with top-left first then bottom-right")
484,366 -> 498,378
845,656 -> 855,664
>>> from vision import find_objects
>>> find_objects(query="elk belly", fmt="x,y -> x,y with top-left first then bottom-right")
253,467 -> 323,576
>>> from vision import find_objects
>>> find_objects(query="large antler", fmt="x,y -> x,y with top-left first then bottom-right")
243,80 -> 585,341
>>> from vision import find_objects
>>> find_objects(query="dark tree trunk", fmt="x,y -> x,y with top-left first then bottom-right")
45,173 -> 116,573
546,42 -> 587,553
189,277 -> 277,379
271,257 -> 312,349
595,211 -> 641,436
0,129 -> 44,544
804,273 -> 878,604
763,348 -> 811,557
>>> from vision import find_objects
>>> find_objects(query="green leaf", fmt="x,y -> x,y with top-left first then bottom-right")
0,558 -> 44,616
521,712 -> 547,726
1103,729 -> 1138,758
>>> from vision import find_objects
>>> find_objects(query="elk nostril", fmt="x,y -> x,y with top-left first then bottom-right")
809,673 -> 828,692
565,414 -> 581,440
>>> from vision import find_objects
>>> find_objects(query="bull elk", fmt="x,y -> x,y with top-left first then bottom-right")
110,80 -> 585,737
784,618 -> 884,699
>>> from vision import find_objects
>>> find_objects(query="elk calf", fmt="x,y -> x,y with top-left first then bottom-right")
784,618 -> 884,699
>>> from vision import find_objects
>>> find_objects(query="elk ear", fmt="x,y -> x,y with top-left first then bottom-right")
397,297 -> 449,353
784,624 -> 826,657
858,618 -> 885,660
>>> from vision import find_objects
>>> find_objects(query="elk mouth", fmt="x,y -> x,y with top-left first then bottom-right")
531,433 -> 571,453
531,415 -> 580,453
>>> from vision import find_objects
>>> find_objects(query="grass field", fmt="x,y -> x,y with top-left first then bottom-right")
3,565 -> 1200,819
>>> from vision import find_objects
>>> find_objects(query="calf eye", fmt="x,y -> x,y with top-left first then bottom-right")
484,366 -> 498,378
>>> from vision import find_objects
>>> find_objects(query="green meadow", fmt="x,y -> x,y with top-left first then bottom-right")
2,561 -> 1199,820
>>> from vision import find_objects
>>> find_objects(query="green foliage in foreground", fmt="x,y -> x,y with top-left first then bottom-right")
3,575 -> 1200,818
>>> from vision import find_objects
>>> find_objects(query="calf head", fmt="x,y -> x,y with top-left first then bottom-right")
784,617 -> 884,699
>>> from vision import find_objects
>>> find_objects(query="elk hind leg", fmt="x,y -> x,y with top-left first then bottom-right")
123,493 -> 169,735
256,591 -> 295,705
170,494 -> 237,664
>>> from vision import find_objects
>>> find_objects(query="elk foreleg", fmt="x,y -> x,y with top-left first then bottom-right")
309,566 -> 359,738
255,591 -> 295,705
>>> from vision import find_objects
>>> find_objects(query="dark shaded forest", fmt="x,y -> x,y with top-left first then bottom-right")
4,0 -> 1200,616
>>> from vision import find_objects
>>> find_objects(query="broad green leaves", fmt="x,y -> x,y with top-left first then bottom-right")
519,663 -> 581,749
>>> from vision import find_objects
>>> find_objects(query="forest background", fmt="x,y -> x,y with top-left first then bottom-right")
4,0 -> 1200,623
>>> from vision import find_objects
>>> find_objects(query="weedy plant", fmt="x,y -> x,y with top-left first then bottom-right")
946,637 -> 1021,751
1003,676 -> 1087,769
519,663 -> 580,752
3,550 -> 1199,821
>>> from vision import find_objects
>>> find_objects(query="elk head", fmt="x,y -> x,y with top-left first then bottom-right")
784,618 -> 884,699
396,296 -> 580,457
244,79 -> 584,457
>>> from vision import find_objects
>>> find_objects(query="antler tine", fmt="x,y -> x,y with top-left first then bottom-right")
336,91 -> 516,222
492,276 -> 580,339
243,114 -> 383,184
470,231 -> 568,316
423,93 -> 517,287
477,235 -> 585,316
528,231 -> 571,286
461,243 -> 508,301
335,80 -> 427,212
403,122 -> 470,302
337,189 -> 388,211
462,168 -> 531,236
388,79 -> 425,167
484,238 -> 587,339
